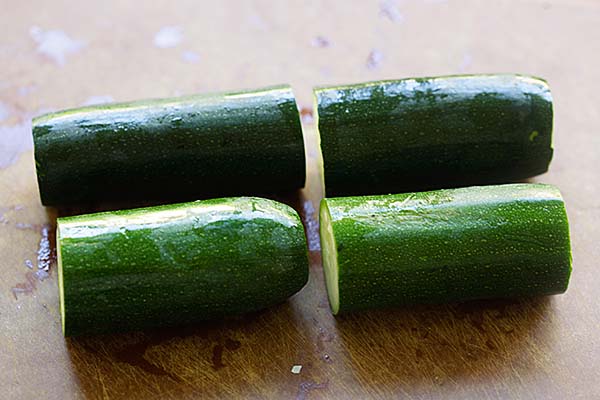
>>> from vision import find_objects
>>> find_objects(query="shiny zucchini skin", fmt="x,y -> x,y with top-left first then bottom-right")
57,197 -> 309,336
319,184 -> 572,314
315,74 -> 553,195
34,85 -> 305,206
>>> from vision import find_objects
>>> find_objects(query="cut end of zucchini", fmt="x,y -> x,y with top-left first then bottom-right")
56,226 -> 66,336
313,91 -> 326,198
319,200 -> 339,314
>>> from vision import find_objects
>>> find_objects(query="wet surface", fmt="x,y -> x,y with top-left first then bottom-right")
210,344 -> 225,370
311,36 -> 331,48
379,0 -> 404,23
29,26 -> 85,66
154,26 -> 184,48
4,203 -> 56,299
0,102 -> 9,122
0,121 -> 33,169
211,337 -> 243,370
296,380 -> 329,400
366,49 -> 383,70
115,340 -> 181,381
181,50 -> 200,63
302,199 -> 320,251
11,271 -> 38,300
12,222 -> 55,286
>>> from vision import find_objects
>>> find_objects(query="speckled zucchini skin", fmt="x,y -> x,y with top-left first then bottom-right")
34,85 -> 305,206
315,75 -> 553,195
320,184 -> 571,314
57,197 -> 308,336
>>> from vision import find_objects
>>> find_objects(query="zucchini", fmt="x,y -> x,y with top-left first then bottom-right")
314,74 -> 553,195
320,184 -> 571,314
34,85 -> 305,206
57,197 -> 308,336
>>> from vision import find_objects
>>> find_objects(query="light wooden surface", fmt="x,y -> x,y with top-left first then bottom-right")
1,1 -> 599,399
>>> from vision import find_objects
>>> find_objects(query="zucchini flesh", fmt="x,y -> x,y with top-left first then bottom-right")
319,200 -> 339,314
57,197 -> 309,336
33,85 -> 305,206
314,74 -> 554,195
57,227 -> 65,333
320,184 -> 572,314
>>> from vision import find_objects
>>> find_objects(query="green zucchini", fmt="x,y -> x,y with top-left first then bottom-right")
320,184 -> 571,314
57,197 -> 308,336
34,85 -> 305,206
314,74 -> 553,195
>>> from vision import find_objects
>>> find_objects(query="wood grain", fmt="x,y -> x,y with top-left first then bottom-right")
1,1 -> 599,399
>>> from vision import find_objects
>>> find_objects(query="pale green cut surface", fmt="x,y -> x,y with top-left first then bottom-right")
313,90 -> 326,197
56,227 -> 65,335
319,200 -> 339,314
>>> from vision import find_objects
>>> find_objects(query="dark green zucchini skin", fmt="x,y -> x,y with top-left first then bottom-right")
315,74 -> 553,195
320,184 -> 571,314
34,85 -> 305,206
57,197 -> 308,336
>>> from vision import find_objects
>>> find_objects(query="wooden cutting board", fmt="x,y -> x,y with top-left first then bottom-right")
2,1 -> 599,398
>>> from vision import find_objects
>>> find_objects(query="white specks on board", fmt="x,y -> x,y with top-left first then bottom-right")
291,365 -> 302,374
181,50 -> 200,63
82,95 -> 115,106
366,49 -> 383,70
29,26 -> 85,66
35,225 -> 53,280
303,200 -> 320,252
153,26 -> 183,48
379,0 -> 404,23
